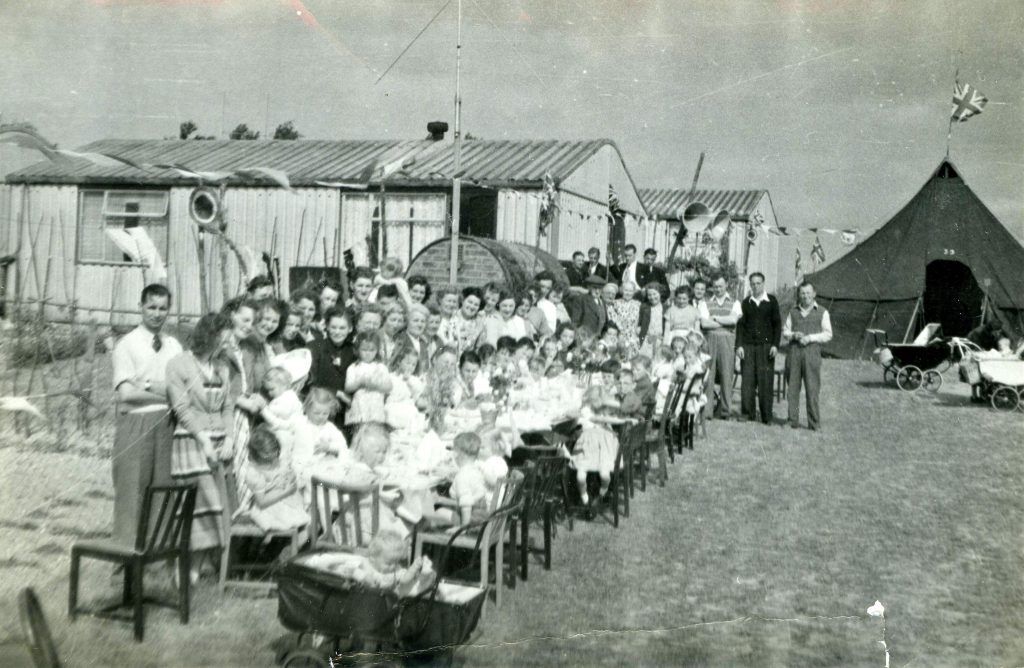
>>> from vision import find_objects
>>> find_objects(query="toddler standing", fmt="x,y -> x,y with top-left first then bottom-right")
572,386 -> 636,506
344,332 -> 393,430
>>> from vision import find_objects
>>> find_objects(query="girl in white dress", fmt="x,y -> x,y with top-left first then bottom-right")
344,332 -> 392,429
572,385 -> 637,506
241,426 -> 307,536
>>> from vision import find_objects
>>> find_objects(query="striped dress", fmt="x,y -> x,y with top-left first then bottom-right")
166,352 -> 234,552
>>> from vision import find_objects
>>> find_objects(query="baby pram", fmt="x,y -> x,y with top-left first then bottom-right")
968,356 -> 1024,412
869,324 -> 977,392
276,522 -> 487,667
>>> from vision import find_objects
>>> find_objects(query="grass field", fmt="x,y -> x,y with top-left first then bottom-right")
1,358 -> 1022,667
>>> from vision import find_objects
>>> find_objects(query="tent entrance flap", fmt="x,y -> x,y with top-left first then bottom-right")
923,260 -> 984,337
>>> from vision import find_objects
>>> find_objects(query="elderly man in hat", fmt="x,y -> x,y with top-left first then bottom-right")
566,274 -> 609,335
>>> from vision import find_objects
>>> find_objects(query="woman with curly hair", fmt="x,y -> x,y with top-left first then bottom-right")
166,313 -> 235,580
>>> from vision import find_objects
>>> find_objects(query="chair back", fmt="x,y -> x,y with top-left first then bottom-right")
520,457 -> 565,520
484,469 -> 526,514
18,587 -> 61,668
659,375 -> 685,442
309,475 -> 381,549
682,370 -> 707,415
135,484 -> 197,557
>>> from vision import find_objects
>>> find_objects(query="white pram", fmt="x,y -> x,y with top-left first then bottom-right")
972,355 -> 1024,412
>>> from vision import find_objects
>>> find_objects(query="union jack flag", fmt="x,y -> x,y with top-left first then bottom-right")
951,82 -> 987,123
810,236 -> 826,265
608,184 -> 621,214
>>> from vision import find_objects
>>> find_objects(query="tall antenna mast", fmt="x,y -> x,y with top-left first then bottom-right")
448,0 -> 463,285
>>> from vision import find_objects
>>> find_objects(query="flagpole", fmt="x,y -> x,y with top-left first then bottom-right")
946,49 -> 961,158
448,0 -> 463,286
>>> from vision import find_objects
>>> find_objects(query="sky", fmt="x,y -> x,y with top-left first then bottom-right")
1,0 -> 1021,273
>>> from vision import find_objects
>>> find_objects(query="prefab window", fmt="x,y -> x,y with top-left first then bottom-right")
77,189 -> 170,264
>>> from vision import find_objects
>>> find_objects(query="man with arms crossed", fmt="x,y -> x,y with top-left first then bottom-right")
700,275 -> 742,419
111,284 -> 183,545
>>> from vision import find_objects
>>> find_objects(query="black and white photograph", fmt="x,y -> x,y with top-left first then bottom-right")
0,1 -> 1022,666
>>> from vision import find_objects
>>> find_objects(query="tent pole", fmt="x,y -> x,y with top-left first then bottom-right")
859,301 -> 879,360
902,295 -> 922,343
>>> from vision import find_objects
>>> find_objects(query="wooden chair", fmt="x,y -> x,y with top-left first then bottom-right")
412,470 -> 525,607
678,370 -> 709,451
215,465 -> 304,594
308,476 -> 381,550
69,484 -> 197,642
510,456 -> 565,581
659,375 -> 686,461
601,422 -> 646,528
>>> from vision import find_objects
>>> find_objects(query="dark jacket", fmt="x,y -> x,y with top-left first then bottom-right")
736,295 -> 782,348
585,262 -> 610,281
307,336 -> 356,425
565,291 -> 607,335
562,262 -> 588,288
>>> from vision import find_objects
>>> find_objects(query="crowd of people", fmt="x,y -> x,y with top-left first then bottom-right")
108,250 -> 832,584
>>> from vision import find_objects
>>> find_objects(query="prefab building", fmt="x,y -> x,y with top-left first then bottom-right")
2,136 -> 646,323
638,188 -> 782,293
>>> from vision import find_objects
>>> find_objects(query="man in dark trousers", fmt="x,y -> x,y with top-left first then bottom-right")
783,281 -> 832,430
736,272 -> 782,424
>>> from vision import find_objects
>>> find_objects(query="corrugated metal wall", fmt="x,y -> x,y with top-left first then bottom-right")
624,217 -> 672,259
495,189 -> 546,252
205,186 -> 342,304
551,191 -> 611,260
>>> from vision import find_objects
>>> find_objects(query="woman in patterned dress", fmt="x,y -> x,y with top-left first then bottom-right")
607,280 -> 642,360
220,297 -> 269,517
166,313 -> 235,580
440,287 -> 485,355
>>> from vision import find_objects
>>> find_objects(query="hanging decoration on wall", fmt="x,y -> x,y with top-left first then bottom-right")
538,172 -> 558,238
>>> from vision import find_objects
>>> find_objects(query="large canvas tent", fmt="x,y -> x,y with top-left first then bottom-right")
806,160 -> 1024,358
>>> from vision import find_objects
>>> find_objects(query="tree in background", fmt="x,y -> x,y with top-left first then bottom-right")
273,121 -> 301,140
178,121 -> 215,140
229,124 -> 260,140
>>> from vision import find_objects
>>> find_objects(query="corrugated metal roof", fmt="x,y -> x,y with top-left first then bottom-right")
5,138 -> 618,188
639,188 -> 766,221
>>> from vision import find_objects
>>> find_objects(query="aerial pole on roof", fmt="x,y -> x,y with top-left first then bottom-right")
448,0 -> 463,285
666,151 -> 704,265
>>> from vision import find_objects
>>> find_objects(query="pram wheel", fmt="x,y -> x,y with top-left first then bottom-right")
991,386 -> 1019,412
922,370 -> 943,393
896,365 -> 923,391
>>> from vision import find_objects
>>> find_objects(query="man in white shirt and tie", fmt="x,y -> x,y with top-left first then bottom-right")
614,244 -> 641,289
111,284 -> 183,546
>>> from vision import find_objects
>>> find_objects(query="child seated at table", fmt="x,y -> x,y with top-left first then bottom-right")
478,401 -> 520,461
493,336 -> 519,379
599,358 -> 621,388
240,426 -> 308,538
652,346 -> 676,415
678,340 -> 708,416
599,323 -> 622,361
616,369 -> 645,421
514,337 -> 535,376
476,343 -> 496,379
292,388 -> 352,501
572,386 -> 636,506
630,354 -> 657,410
424,432 -> 494,527
386,346 -> 427,434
